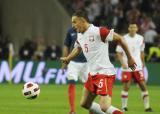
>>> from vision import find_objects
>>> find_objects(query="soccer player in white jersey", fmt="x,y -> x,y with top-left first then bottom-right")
61,10 -> 136,114
116,23 -> 153,112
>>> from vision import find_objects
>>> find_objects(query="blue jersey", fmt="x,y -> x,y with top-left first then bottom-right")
64,27 -> 87,62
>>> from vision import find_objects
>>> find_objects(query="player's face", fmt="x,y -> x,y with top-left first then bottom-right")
128,24 -> 138,35
72,16 -> 86,33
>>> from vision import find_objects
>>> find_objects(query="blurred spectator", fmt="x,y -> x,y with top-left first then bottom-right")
126,8 -> 141,24
144,29 -> 157,44
19,38 -> 37,60
93,0 -> 113,27
34,37 -> 46,60
60,0 -> 160,34
153,10 -> 160,33
71,0 -> 85,11
86,0 -> 101,22
140,14 -> 156,34
110,0 -> 119,6
112,2 -> 124,31
147,35 -> 160,62
0,35 -> 14,60
44,41 -> 62,60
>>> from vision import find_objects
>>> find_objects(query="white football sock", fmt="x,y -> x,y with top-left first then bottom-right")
106,105 -> 121,114
141,91 -> 150,109
121,90 -> 128,108
89,102 -> 105,114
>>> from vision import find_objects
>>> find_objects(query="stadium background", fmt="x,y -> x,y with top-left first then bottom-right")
0,0 -> 159,114
0,0 -> 159,84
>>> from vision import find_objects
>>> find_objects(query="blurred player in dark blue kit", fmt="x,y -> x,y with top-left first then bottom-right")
61,27 -> 88,114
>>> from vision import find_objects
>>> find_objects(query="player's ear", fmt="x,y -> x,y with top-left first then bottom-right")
128,26 -> 130,31
136,26 -> 139,31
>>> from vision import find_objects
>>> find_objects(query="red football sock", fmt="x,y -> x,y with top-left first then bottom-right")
68,84 -> 76,112
106,106 -> 123,114
113,110 -> 123,114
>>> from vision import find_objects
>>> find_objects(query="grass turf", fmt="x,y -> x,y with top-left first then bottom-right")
0,84 -> 159,114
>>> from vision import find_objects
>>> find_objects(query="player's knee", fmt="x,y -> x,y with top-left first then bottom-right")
123,85 -> 130,91
80,101 -> 91,109
100,104 -> 110,112
99,101 -> 111,112
124,87 -> 129,91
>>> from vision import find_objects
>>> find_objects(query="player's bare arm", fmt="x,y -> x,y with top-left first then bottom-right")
60,47 -> 82,64
113,32 -> 137,70
116,52 -> 128,69
61,46 -> 70,69
63,46 -> 70,57
141,51 -> 145,67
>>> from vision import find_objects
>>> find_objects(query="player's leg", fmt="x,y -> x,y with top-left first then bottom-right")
79,63 -> 94,114
99,95 -> 123,114
80,87 -> 99,112
81,74 -> 106,114
68,81 -> 76,114
82,74 -> 123,114
98,76 -> 123,114
67,61 -> 80,114
121,72 -> 132,111
134,71 -> 153,112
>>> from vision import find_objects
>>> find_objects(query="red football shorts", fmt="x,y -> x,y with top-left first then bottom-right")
84,73 -> 115,96
121,70 -> 145,83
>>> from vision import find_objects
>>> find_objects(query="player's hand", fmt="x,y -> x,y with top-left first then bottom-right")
128,57 -> 137,71
61,62 -> 67,69
122,64 -> 128,69
60,57 -> 70,65
60,57 -> 70,74
61,62 -> 67,74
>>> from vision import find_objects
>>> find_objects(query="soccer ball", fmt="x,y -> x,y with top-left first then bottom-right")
22,82 -> 40,99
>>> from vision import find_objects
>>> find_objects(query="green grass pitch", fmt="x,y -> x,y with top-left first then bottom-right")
0,84 -> 159,114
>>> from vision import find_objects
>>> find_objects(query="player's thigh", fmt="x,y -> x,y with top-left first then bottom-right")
67,61 -> 82,81
80,87 -> 97,109
92,75 -> 115,96
99,95 -> 111,112
133,71 -> 147,91
133,71 -> 145,83
121,71 -> 132,82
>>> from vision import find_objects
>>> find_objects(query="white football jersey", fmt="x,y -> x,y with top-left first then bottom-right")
75,24 -> 116,76
116,33 -> 145,71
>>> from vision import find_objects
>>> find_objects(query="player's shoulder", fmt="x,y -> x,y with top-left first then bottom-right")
89,24 -> 99,31
123,34 -> 129,39
89,24 -> 110,32
67,27 -> 77,39
136,33 -> 143,37
136,34 -> 144,40
68,27 -> 76,33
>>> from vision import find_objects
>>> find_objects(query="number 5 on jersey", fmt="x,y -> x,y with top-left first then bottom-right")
84,44 -> 88,53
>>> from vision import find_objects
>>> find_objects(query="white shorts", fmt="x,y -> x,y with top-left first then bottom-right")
67,61 -> 88,83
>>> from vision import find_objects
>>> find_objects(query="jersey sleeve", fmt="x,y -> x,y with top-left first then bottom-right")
99,27 -> 114,42
116,44 -> 123,53
64,29 -> 72,47
74,40 -> 81,48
